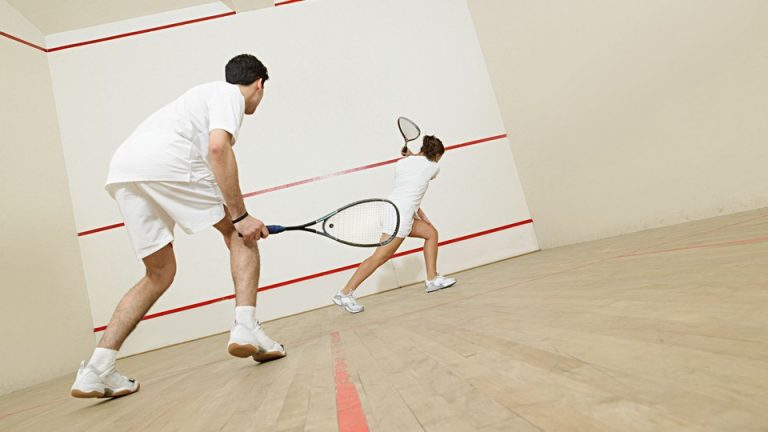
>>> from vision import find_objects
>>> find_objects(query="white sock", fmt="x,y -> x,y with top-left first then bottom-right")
87,347 -> 117,372
235,306 -> 257,328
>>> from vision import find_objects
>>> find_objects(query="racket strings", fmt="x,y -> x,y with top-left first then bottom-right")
324,201 -> 399,246
398,117 -> 420,142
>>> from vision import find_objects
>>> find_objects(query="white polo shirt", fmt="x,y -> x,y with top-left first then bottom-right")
387,155 -> 440,220
106,81 -> 245,186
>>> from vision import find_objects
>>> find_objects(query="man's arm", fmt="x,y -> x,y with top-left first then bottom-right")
209,129 -> 268,240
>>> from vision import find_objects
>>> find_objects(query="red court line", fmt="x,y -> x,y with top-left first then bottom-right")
0,401 -> 58,421
616,235 -> 768,259
331,331 -> 371,432
0,31 -> 48,52
242,158 -> 400,198
77,222 -> 126,237
276,0 -> 306,5
93,218 -> 532,332
46,11 -> 236,52
77,134 -> 508,237
392,219 -> 534,259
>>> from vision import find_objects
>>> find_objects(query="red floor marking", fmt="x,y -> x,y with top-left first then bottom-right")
331,331 -> 370,432
0,399 -> 66,421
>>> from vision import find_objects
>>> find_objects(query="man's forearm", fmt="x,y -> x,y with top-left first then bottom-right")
210,142 -> 246,217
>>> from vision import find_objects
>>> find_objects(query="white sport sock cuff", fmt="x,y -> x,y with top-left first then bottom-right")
88,347 -> 118,372
235,306 -> 257,327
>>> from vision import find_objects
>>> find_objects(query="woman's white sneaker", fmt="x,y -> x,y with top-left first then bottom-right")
70,361 -> 139,398
425,275 -> 457,293
228,321 -> 287,363
332,291 -> 364,313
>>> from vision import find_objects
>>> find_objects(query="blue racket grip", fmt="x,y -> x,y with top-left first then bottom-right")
267,225 -> 285,234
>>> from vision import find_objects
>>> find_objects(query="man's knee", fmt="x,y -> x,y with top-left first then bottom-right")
146,261 -> 176,285
143,245 -> 176,286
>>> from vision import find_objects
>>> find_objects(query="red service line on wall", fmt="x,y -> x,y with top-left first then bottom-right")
2,0 -> 307,54
78,133 -> 508,237
92,218 -> 533,332
47,12 -> 236,52
0,31 -> 47,52
1,12 -> 236,53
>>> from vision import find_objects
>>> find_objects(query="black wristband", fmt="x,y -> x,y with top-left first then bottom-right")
231,211 -> 249,224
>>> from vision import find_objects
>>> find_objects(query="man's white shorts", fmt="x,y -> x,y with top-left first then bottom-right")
107,180 -> 226,259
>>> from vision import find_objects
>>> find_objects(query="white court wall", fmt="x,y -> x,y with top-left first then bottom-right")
0,10 -> 94,395
467,0 -> 768,248
46,0 -> 538,356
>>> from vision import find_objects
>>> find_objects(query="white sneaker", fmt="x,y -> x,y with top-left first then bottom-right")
332,291 -> 364,313
228,321 -> 286,363
70,361 -> 139,398
425,274 -> 457,293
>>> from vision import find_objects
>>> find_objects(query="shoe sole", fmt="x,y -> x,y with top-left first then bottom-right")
253,349 -> 287,363
71,389 -> 104,398
228,343 -> 286,363
71,383 -> 140,399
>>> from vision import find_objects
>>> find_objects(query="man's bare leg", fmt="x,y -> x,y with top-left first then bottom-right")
98,243 -> 177,349
71,243 -> 175,398
215,214 -> 286,362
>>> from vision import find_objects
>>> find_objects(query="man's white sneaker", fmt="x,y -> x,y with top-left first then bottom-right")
332,291 -> 364,313
425,275 -> 457,293
228,321 -> 286,363
70,361 -> 139,398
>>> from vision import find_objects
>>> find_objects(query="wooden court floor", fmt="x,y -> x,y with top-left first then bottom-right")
2,209 -> 768,431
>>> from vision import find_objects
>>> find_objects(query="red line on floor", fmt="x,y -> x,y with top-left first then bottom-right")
391,219 -> 534,259
77,133 -> 508,237
615,235 -> 768,259
92,218 -> 532,332
275,0 -> 306,5
331,331 -> 370,432
0,401 -> 62,421
46,11 -> 236,52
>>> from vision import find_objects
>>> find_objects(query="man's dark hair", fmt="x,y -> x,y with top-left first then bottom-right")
225,54 -> 269,86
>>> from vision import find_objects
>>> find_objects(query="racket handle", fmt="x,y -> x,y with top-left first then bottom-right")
267,225 -> 285,234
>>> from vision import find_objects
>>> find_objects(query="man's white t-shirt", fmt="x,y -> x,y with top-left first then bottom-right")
387,155 -> 440,220
106,81 -> 245,186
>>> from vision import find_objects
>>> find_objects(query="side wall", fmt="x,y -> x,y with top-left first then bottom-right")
467,0 -> 768,248
0,2 -> 94,395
